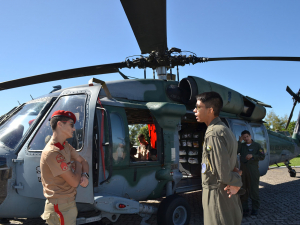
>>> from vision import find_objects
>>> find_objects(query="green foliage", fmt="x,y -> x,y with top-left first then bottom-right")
264,110 -> 287,131
264,110 -> 295,135
129,124 -> 143,146
128,124 -> 149,146
286,121 -> 296,135
138,125 -> 150,143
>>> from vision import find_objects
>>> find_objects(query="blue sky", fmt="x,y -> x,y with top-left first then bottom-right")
0,1 -> 299,122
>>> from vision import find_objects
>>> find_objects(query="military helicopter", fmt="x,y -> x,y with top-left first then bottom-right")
1,1 -> 300,225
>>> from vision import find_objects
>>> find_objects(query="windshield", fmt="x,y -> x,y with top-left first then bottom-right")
29,94 -> 86,151
0,100 -> 48,150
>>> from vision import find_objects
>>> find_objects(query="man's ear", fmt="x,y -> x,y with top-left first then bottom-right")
57,121 -> 63,128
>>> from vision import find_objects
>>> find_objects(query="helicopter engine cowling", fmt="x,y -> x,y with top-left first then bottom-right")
178,76 -> 266,121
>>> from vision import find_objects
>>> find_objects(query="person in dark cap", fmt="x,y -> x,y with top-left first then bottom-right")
40,110 -> 89,225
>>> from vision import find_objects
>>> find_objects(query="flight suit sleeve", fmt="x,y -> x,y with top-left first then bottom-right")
208,135 -> 242,187
237,141 -> 242,154
45,151 -> 70,177
252,143 -> 265,161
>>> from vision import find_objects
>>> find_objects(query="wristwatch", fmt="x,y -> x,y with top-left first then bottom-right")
82,172 -> 89,179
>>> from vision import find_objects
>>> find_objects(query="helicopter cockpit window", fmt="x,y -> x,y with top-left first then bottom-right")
250,125 -> 267,154
29,95 -> 86,151
0,100 -> 48,150
126,108 -> 159,163
110,113 -> 126,164
231,122 -> 249,141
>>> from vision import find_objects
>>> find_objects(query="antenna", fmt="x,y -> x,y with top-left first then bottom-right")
17,101 -> 21,105
153,69 -> 155,79
30,94 -> 34,100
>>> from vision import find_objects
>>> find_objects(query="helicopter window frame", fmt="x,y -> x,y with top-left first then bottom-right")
125,107 -> 161,164
27,94 -> 88,152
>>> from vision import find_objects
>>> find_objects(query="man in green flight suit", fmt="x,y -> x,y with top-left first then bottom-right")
238,130 -> 265,216
194,92 -> 243,225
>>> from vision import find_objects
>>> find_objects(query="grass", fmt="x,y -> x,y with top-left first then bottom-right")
270,155 -> 300,167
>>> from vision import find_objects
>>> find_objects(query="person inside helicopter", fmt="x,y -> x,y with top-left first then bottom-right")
137,134 -> 150,161
137,133 -> 157,161
130,147 -> 137,162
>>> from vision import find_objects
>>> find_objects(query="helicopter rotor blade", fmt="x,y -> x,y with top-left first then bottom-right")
120,0 -> 167,54
205,56 -> 300,62
0,62 -> 126,91
286,101 -> 297,130
285,86 -> 300,129
286,86 -> 300,103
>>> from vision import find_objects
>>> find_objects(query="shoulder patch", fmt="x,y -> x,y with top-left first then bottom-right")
60,162 -> 68,171
56,154 -> 65,163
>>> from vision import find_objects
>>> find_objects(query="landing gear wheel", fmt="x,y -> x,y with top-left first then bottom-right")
289,169 -> 296,177
157,194 -> 191,225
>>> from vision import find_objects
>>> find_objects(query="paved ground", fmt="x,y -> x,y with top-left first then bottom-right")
1,167 -> 300,225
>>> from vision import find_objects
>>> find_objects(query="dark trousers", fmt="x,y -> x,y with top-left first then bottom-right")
240,162 -> 260,211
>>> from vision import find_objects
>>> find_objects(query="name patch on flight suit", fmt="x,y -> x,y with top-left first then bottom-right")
201,163 -> 206,173
202,145 -> 212,174
248,149 -> 253,152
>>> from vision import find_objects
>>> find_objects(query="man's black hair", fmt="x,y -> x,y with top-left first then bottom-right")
241,130 -> 251,136
130,147 -> 137,155
196,92 -> 223,116
50,116 -> 73,131
138,133 -> 145,139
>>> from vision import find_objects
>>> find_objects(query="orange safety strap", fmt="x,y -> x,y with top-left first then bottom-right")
54,204 -> 65,225
97,97 -> 106,179
148,124 -> 157,149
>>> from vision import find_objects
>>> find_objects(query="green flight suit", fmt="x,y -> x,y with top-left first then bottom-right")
202,117 -> 243,225
238,140 -> 265,211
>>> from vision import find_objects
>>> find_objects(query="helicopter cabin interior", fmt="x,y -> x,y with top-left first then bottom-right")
100,103 -> 269,195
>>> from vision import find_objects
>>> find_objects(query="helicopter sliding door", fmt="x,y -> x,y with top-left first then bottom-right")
94,105 -> 163,200
14,85 -> 101,205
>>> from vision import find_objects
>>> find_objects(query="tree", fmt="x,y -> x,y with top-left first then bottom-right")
137,125 -> 150,144
264,110 -> 296,135
286,121 -> 296,135
264,111 -> 287,131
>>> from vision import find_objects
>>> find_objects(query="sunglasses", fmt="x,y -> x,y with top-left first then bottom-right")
195,105 -> 201,111
195,105 -> 211,111
61,121 -> 75,128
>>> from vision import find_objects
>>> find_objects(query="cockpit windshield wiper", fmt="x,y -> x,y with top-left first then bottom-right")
0,104 -> 25,126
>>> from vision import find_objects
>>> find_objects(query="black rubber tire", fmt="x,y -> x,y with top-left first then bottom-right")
290,169 -> 296,177
157,194 -> 191,225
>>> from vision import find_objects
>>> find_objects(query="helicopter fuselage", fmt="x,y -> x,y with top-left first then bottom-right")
0,77 -> 299,221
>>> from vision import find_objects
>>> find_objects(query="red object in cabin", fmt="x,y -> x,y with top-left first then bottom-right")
148,124 -> 157,149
